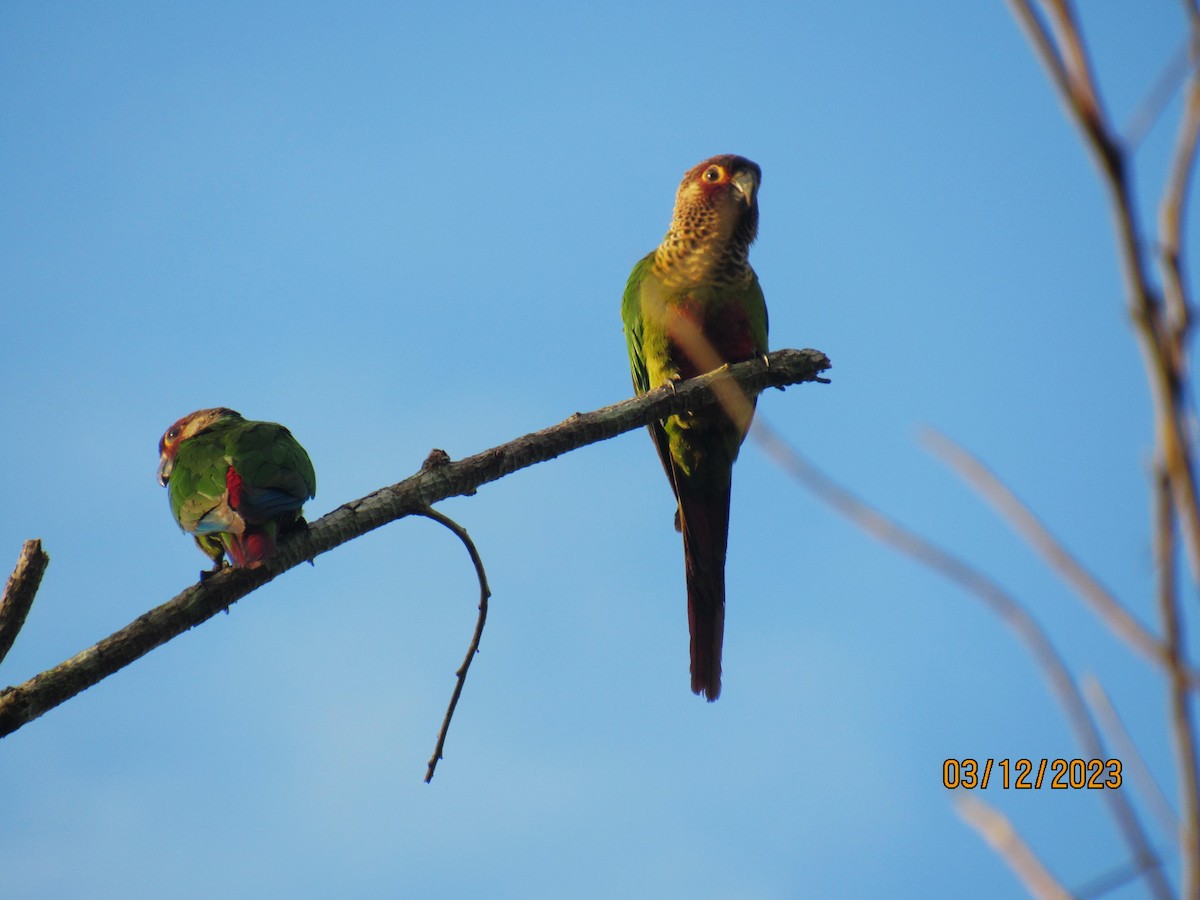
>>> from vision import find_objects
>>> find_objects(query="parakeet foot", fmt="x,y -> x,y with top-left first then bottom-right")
198,560 -> 228,582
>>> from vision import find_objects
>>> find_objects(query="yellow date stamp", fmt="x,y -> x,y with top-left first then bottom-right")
943,758 -> 1123,790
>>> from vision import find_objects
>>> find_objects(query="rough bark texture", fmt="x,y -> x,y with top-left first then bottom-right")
0,540 -> 49,667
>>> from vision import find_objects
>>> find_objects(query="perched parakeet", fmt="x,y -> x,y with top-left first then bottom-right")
157,408 -> 316,570
621,154 -> 769,701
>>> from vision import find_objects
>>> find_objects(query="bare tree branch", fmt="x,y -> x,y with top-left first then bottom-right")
923,429 -> 1200,684
1124,33 -> 1198,148
1002,3 -> 1200,894
416,500 -> 491,784
955,794 -> 1071,900
1013,0 -> 1200,584
1160,86 -> 1200,351
0,348 -> 830,742
752,420 -> 1171,898
1157,21 -> 1200,384
1083,675 -> 1181,850
1007,0 -> 1119,174
1006,2 -> 1075,123
1155,464 -> 1200,898
0,540 -> 49,668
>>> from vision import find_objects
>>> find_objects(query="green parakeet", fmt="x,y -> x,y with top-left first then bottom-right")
157,408 -> 316,570
621,154 -> 769,701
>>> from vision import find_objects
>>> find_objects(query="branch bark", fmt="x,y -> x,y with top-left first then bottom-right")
0,540 -> 49,668
0,347 -> 830,740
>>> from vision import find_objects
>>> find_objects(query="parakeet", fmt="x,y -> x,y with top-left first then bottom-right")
621,154 -> 769,701
157,408 -> 316,570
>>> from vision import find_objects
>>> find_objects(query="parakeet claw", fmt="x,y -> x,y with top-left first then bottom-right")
198,561 -> 226,582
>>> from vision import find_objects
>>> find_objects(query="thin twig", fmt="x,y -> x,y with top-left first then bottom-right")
955,794 -> 1071,899
1074,856 -> 1170,900
752,420 -> 1171,899
1012,0 -> 1200,580
0,540 -> 49,668
1044,0 -> 1106,134
922,428 -> 1200,684
1157,20 -> 1200,411
1124,34 -> 1199,149
1155,463 -> 1200,897
1159,73 -> 1200,356
1155,14 -> 1200,591
1007,1 -> 1074,120
416,504 -> 491,784
0,348 -> 830,739
1013,0 -> 1200,582
1006,5 -> 1200,894
1082,675 -> 1180,845
1007,1 -> 1119,174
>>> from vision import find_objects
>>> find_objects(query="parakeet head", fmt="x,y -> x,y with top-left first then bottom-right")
674,154 -> 760,244
157,407 -> 242,486
656,154 -> 761,285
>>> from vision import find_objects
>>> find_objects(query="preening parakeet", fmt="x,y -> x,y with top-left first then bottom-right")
621,154 -> 769,701
157,408 -> 316,570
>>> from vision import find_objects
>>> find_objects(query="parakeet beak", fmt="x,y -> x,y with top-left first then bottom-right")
157,455 -> 174,487
731,169 -> 758,206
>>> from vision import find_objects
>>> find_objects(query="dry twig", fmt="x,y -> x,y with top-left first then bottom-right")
924,429 -> 1200,684
1015,0 -> 1200,582
416,501 -> 491,783
1155,464 -> 1200,896
956,795 -> 1071,900
1083,675 -> 1181,846
1001,3 -> 1200,894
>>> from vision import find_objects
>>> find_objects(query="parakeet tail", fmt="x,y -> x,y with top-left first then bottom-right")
678,478 -> 731,702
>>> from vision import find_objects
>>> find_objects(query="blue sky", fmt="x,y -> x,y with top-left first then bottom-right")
1,2 -> 1195,897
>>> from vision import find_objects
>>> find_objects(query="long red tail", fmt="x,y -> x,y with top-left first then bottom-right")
677,477 -> 732,701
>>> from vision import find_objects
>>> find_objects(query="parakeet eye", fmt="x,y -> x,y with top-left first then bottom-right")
703,166 -> 722,183
167,427 -> 181,441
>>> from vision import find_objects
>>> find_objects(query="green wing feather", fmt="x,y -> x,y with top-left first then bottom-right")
168,420 -> 315,534
168,428 -> 233,534
621,252 -> 655,397
226,422 -> 317,520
